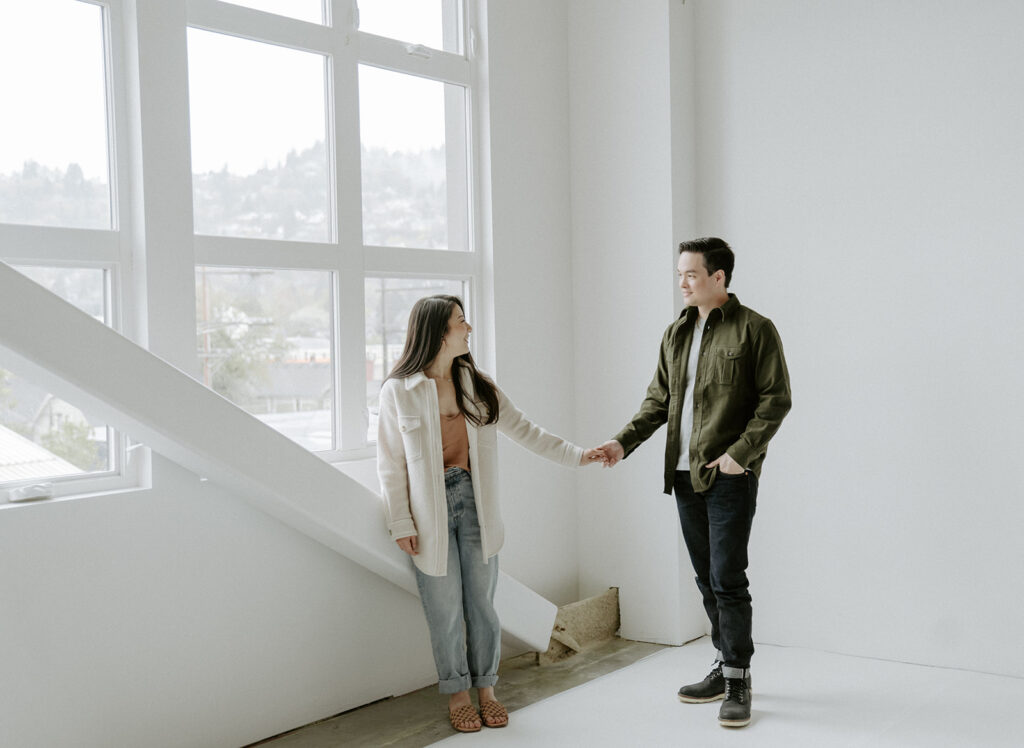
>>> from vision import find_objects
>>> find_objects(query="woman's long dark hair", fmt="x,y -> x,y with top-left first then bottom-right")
386,295 -> 499,426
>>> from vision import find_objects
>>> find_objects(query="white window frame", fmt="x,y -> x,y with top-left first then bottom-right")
0,0 -> 145,503
0,0 -> 489,504
186,0 -> 486,462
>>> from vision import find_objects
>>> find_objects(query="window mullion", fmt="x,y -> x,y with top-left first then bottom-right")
464,0 -> 494,374
187,0 -> 333,53
125,0 -> 199,374
444,83 -> 469,252
363,246 -> 475,277
194,235 -> 343,270
357,33 -> 472,86
105,0 -> 142,346
332,27 -> 370,450
0,225 -> 119,265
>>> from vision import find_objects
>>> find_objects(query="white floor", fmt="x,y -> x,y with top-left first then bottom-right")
433,639 -> 1020,747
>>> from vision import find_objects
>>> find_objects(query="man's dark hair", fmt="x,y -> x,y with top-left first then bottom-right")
679,237 -> 735,288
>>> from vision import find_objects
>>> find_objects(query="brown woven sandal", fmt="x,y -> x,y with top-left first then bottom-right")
448,703 -> 482,733
479,699 -> 509,728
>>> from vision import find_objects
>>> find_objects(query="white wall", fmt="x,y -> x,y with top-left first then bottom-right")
692,0 -> 1024,677
0,456 -> 437,748
485,0 -> 583,607
568,0 -> 706,645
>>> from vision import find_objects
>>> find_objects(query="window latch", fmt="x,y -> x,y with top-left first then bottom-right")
405,43 -> 433,59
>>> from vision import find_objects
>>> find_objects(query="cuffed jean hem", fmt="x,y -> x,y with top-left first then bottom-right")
722,666 -> 751,679
471,674 -> 499,689
438,674 -> 473,694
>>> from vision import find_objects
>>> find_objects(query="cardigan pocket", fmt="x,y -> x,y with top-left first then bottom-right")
398,415 -> 424,461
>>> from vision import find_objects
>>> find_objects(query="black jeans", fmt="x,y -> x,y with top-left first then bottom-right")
674,470 -> 758,669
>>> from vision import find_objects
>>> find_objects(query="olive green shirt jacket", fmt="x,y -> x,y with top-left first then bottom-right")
613,294 -> 792,494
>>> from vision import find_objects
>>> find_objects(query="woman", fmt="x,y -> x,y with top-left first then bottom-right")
377,295 -> 603,733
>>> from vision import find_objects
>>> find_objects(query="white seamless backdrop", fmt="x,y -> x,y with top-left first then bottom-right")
690,0 -> 1024,677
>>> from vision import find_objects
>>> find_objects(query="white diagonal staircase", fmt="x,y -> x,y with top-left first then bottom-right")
0,260 -> 556,652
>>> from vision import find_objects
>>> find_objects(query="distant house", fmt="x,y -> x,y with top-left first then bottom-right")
0,423 -> 80,483
1,376 -> 108,471
262,360 -> 332,413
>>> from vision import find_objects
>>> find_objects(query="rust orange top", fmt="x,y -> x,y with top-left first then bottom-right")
441,411 -> 470,472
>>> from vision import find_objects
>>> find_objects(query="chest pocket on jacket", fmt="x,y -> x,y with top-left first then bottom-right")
399,415 -> 424,461
713,345 -> 746,385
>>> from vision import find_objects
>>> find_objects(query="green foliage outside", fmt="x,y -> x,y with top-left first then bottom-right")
40,419 -> 101,471
0,368 -> 28,438
1,367 -> 101,471
197,268 -> 329,413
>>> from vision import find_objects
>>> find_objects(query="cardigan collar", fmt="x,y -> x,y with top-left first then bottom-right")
405,371 -> 429,389
404,366 -> 475,391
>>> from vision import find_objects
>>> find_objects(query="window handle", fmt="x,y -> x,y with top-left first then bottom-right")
406,43 -> 432,59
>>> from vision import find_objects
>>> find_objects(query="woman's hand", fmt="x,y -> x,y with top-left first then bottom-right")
580,447 -> 608,467
396,536 -> 419,556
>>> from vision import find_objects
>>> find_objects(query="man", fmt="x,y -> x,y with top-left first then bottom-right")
599,237 -> 791,729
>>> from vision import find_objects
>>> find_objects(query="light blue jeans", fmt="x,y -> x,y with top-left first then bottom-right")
414,467 -> 501,694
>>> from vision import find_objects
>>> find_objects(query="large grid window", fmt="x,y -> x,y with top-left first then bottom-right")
190,0 -> 483,457
0,0 -> 485,506
0,1 -> 134,502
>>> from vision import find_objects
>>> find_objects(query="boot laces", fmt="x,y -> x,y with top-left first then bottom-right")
724,677 -> 748,704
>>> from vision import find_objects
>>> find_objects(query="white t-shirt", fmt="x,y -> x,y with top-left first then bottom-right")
676,315 -> 706,471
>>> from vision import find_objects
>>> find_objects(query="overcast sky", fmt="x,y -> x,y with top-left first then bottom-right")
0,0 -> 451,179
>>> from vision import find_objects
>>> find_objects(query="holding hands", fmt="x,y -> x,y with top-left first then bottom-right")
584,443 -> 744,474
580,440 -> 624,467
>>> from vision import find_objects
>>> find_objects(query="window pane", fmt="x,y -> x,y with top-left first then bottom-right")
0,0 -> 111,229
364,277 -> 464,441
220,0 -> 324,25
188,30 -> 330,242
358,0 -> 462,54
197,267 -> 334,451
1,267 -> 113,484
360,67 -> 467,250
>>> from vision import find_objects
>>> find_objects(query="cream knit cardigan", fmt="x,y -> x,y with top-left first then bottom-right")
377,369 -> 584,576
